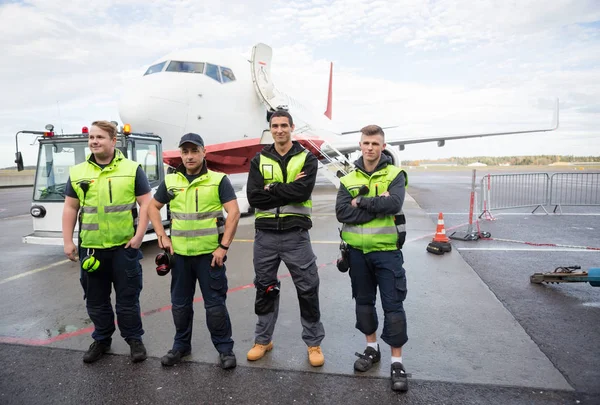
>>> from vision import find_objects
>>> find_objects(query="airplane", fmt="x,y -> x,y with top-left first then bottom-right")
119,43 -> 559,176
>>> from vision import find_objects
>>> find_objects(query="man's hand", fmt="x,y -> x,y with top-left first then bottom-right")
211,246 -> 227,267
380,191 -> 390,197
158,235 -> 174,255
294,171 -> 306,181
125,234 -> 143,249
64,241 -> 78,262
351,197 -> 360,208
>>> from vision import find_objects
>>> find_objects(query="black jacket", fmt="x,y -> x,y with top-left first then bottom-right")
247,141 -> 317,231
335,155 -> 405,225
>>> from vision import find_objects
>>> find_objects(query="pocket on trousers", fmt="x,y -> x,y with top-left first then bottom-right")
394,273 -> 407,302
209,267 -> 225,291
124,248 -> 142,278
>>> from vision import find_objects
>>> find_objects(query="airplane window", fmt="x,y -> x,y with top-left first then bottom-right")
205,63 -> 222,82
166,61 -> 205,74
220,66 -> 236,83
144,61 -> 166,76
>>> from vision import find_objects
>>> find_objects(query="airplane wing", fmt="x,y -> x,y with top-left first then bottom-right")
342,98 -> 560,150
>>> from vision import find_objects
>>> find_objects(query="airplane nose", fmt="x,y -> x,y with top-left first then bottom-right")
118,76 -> 190,150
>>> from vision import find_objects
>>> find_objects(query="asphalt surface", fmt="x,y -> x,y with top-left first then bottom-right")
1,344 -> 595,405
1,169 -> 599,404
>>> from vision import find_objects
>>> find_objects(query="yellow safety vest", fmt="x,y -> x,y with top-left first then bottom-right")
165,169 -> 225,256
70,150 -> 139,249
340,165 -> 408,253
255,150 -> 312,219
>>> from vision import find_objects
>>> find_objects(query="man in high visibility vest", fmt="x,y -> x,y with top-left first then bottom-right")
62,120 -> 152,364
148,133 -> 241,369
245,110 -> 326,367
335,125 -> 409,392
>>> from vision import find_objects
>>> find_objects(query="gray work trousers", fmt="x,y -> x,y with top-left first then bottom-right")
253,228 -> 325,347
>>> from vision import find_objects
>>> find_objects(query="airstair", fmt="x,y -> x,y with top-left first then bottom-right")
251,43 -> 354,189
294,128 -> 354,189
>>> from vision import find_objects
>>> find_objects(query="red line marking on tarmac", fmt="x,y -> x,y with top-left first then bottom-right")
0,262 -> 337,346
1,224 -> 460,347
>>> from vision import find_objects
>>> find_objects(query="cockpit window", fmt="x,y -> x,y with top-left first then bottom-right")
220,66 -> 236,83
166,61 -> 205,74
205,63 -> 221,82
144,61 -> 166,76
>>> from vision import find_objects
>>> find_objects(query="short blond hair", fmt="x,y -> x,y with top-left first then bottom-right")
91,120 -> 118,139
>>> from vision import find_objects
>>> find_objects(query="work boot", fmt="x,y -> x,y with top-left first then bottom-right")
354,345 -> 381,372
391,362 -> 409,392
161,349 -> 191,367
127,339 -> 147,363
82,340 -> 111,363
308,346 -> 325,367
219,351 -> 237,370
246,342 -> 273,361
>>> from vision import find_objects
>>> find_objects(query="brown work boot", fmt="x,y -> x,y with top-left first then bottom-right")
308,346 -> 325,367
247,342 -> 273,361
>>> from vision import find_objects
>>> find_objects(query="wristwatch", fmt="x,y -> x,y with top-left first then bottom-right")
355,196 -> 363,205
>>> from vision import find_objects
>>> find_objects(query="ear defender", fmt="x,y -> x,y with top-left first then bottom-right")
155,252 -> 172,276
82,249 -> 100,272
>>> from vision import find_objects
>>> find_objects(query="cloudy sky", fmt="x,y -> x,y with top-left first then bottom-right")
1,0 -> 599,168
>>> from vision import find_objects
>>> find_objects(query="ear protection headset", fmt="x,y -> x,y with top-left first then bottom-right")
155,251 -> 173,276
82,248 -> 100,272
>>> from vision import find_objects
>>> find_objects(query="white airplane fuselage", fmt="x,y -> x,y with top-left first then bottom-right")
119,47 -> 338,152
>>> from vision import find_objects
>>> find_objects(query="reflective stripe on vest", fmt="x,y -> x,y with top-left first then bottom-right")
339,165 -> 408,253
69,149 -> 139,249
255,150 -> 312,220
165,169 -> 225,256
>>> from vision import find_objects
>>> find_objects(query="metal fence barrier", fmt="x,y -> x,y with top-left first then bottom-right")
479,172 -> 600,216
549,172 -> 600,213
479,173 -> 550,217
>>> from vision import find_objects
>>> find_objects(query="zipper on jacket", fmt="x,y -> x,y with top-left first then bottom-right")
195,188 -> 199,212
108,179 -> 113,203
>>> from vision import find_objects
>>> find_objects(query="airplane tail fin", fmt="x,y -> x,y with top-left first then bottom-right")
324,62 -> 333,120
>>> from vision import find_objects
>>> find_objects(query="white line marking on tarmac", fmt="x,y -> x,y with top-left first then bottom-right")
0,214 -> 29,220
457,248 -> 600,252
0,259 -> 71,285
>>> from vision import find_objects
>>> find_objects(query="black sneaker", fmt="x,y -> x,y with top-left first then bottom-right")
354,345 -> 381,372
219,351 -> 237,370
83,340 -> 110,363
161,349 -> 191,367
391,362 -> 409,392
127,339 -> 147,363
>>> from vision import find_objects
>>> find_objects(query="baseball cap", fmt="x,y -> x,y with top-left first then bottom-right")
178,133 -> 204,148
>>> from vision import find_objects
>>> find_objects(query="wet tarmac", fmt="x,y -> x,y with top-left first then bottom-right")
1,168 -> 599,404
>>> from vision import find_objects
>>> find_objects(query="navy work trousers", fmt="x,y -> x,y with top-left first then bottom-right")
170,253 -> 234,355
348,247 -> 408,348
79,245 -> 144,344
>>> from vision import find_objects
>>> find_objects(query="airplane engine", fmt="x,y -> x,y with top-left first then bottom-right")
382,147 -> 402,167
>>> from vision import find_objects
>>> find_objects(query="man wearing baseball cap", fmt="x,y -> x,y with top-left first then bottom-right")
148,133 -> 241,369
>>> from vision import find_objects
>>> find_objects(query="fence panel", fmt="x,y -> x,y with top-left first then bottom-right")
549,172 -> 600,211
480,173 -> 550,216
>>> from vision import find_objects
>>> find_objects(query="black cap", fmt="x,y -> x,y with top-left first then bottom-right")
178,133 -> 204,148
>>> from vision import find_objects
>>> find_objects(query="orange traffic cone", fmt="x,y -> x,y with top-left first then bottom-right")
432,213 -> 450,243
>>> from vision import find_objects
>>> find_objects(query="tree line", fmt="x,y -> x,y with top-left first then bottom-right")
402,155 -> 600,166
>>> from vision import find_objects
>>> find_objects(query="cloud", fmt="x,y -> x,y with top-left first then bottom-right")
1,0 -> 599,168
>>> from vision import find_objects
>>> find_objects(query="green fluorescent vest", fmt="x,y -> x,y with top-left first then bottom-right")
340,164 -> 408,253
165,169 -> 225,256
255,150 -> 312,219
70,149 -> 139,249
